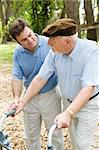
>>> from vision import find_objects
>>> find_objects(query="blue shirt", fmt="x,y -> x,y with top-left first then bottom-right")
12,35 -> 57,93
38,38 -> 99,101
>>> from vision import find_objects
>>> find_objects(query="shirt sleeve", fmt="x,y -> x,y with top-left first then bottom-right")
81,48 -> 99,89
12,50 -> 23,80
38,49 -> 55,80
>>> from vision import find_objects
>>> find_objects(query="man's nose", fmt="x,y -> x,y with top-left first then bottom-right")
27,37 -> 32,42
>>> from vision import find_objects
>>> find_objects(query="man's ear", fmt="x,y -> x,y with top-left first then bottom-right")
66,38 -> 71,44
64,37 -> 70,44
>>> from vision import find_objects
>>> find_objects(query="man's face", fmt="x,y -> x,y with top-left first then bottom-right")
16,26 -> 38,52
48,36 -> 72,55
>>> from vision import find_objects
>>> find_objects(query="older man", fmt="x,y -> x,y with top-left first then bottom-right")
15,18 -> 99,150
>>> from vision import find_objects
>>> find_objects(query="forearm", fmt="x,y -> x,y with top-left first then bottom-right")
66,85 -> 94,115
12,78 -> 23,99
20,75 -> 47,106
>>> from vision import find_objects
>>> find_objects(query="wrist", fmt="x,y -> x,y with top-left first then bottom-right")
20,99 -> 27,107
66,107 -> 74,118
14,96 -> 20,100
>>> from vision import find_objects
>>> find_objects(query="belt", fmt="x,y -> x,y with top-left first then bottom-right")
67,91 -> 99,103
67,98 -> 72,103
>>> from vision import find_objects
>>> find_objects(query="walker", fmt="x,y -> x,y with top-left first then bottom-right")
0,109 -> 16,150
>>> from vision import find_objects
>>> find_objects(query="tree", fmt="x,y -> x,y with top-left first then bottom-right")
96,0 -> 99,41
0,0 -> 13,43
97,0 -> 99,21
62,0 -> 80,35
30,0 -> 63,34
64,0 -> 80,23
31,0 -> 50,33
84,0 -> 97,41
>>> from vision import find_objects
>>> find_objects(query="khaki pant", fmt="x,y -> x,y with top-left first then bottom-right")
23,88 -> 64,150
63,97 -> 99,150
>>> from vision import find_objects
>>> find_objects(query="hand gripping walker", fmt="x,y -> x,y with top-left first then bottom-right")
0,109 -> 16,150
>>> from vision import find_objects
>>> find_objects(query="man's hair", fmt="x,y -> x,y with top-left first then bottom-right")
9,18 -> 29,40
42,18 -> 78,37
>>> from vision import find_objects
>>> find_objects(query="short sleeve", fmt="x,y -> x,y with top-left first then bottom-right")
81,48 -> 99,89
38,49 -> 55,80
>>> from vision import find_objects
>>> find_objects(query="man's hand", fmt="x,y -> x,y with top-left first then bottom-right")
15,100 -> 26,115
8,97 -> 21,115
54,110 -> 72,128
8,97 -> 20,109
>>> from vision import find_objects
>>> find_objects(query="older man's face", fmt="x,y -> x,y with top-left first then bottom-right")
48,36 -> 72,55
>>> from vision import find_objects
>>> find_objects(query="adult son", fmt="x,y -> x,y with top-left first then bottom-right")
9,18 -> 63,150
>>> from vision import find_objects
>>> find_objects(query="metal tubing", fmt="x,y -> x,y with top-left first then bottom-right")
47,124 -> 57,149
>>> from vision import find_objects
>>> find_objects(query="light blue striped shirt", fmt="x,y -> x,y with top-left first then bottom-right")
38,38 -> 99,101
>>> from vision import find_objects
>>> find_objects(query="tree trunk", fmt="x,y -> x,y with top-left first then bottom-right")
97,0 -> 99,21
84,0 -> 97,41
0,0 -> 6,43
31,0 -> 50,34
64,0 -> 79,23
5,0 -> 14,41
64,0 -> 80,36
97,0 -> 99,41
42,1 -> 49,27
60,0 -> 65,18
0,0 -> 13,43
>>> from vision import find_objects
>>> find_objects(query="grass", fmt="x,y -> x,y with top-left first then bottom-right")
0,42 -> 17,66
0,40 -> 98,66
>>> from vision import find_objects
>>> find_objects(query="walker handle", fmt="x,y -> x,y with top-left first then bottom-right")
47,123 -> 57,150
5,109 -> 16,117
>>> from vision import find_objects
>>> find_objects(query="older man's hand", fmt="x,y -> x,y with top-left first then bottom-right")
54,110 -> 72,128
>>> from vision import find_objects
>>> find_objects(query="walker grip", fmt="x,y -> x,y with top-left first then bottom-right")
5,109 -> 16,117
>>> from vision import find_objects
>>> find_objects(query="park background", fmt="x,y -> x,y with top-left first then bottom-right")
0,0 -> 99,149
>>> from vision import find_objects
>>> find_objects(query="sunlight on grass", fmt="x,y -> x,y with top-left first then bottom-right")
0,42 -> 17,66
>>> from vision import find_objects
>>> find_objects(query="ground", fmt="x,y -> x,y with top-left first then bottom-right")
0,64 -> 99,150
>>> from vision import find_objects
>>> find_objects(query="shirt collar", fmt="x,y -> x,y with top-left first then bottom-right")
68,38 -> 79,59
35,33 -> 42,48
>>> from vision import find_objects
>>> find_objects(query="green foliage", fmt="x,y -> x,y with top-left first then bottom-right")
12,0 -> 32,24
0,42 -> 17,65
10,0 -> 64,34
0,0 -> 64,43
